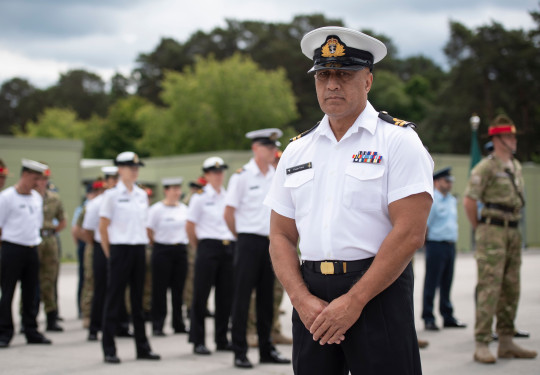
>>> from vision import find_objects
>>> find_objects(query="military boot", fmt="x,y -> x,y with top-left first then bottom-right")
498,335 -> 537,359
46,311 -> 63,332
473,342 -> 496,364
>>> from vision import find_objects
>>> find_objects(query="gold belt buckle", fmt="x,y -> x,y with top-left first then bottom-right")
320,261 -> 334,275
222,240 -> 230,246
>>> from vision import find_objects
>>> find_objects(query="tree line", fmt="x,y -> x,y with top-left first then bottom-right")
1,12 -> 539,161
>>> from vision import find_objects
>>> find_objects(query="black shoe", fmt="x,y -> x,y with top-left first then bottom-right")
153,330 -> 166,337
27,335 -> 52,345
443,319 -> 467,328
116,329 -> 134,338
515,329 -> 530,338
56,315 -> 64,322
46,311 -> 64,332
234,356 -> 253,369
137,351 -> 161,360
0,340 -> 9,348
104,355 -> 121,364
174,326 -> 189,334
205,309 -> 214,318
46,323 -> 64,332
216,342 -> 234,352
260,349 -> 291,364
88,332 -> 98,341
425,321 -> 439,331
193,344 -> 211,355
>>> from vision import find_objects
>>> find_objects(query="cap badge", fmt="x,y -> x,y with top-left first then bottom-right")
133,154 -> 139,163
321,37 -> 346,58
352,151 -> 382,164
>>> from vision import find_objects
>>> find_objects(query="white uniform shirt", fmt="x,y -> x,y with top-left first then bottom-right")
147,201 -> 189,245
264,101 -> 434,261
187,184 -> 235,241
99,180 -> 149,245
225,158 -> 275,236
0,187 -> 43,246
82,194 -> 103,243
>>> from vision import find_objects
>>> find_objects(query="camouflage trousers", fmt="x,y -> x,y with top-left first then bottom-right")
80,242 -> 94,319
38,236 -> 60,313
474,223 -> 521,343
183,243 -> 196,310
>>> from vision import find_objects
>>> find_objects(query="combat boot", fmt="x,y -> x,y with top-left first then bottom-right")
473,342 -> 496,364
498,335 -> 537,359
46,311 -> 63,332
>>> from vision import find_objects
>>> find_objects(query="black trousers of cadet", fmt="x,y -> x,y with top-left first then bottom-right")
151,243 -> 188,332
102,244 -> 151,356
231,234 -> 275,358
89,241 -> 107,334
189,239 -> 233,346
293,260 -> 421,375
422,240 -> 456,324
0,241 -> 41,343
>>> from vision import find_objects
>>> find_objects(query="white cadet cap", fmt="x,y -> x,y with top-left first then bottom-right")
245,128 -> 283,146
101,166 -> 118,176
114,151 -> 145,166
202,156 -> 228,172
161,177 -> 183,187
301,26 -> 387,72
21,159 -> 48,173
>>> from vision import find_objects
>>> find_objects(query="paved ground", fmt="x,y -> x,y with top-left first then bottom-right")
2,249 -> 539,374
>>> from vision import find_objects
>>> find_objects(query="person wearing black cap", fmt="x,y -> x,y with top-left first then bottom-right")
147,177 -> 189,336
99,152 -> 160,363
187,157 -> 235,355
422,167 -> 466,332
265,27 -> 434,374
224,128 -> 290,368
0,159 -> 52,348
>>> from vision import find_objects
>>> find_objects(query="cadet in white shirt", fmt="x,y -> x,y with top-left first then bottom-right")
0,159 -> 52,348
264,27 -> 434,375
147,177 -> 189,336
224,128 -> 291,369
99,152 -> 160,364
187,157 -> 235,355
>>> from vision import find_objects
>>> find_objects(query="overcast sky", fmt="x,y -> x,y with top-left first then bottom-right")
0,0 -> 537,88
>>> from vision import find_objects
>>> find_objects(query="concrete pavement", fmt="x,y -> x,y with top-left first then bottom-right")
2,249 -> 539,374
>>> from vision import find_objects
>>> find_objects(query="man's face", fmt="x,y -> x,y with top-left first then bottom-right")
494,133 -> 517,153
36,176 -> 49,192
118,166 -> 139,182
435,178 -> 453,195
204,169 -> 225,188
253,142 -> 277,165
315,68 -> 373,121
105,175 -> 118,188
22,171 -> 41,189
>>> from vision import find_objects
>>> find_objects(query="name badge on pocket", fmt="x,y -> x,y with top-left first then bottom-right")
286,162 -> 312,175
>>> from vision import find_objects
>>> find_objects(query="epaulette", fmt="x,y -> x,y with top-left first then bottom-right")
235,167 -> 245,174
289,122 -> 320,142
378,111 -> 416,129
196,189 -> 204,195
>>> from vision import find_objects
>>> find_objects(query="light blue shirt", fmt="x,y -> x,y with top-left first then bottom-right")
426,189 -> 458,242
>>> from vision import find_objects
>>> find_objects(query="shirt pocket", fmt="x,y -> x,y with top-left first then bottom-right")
284,168 -> 315,217
343,164 -> 385,211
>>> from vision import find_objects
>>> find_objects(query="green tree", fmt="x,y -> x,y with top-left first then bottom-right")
137,53 -> 298,155
13,107 -> 86,139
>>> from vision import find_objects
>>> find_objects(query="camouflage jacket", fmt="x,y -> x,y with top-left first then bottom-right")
464,155 -> 524,221
42,190 -> 66,230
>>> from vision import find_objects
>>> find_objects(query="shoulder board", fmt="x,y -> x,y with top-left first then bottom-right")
196,189 -> 204,195
235,167 -> 245,174
378,111 -> 416,129
290,122 -> 320,142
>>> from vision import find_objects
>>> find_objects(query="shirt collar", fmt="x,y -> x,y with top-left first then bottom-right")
204,183 -> 224,197
245,158 -> 275,177
313,101 -> 378,142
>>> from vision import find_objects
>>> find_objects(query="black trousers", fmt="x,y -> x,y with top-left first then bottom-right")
231,233 -> 275,358
76,239 -> 86,316
422,240 -> 455,324
293,260 -> 421,375
151,243 -> 188,332
189,239 -> 233,346
0,241 -> 41,342
102,244 -> 150,356
89,241 -> 107,334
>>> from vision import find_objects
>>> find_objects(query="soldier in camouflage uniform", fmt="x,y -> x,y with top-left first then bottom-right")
35,167 -> 66,332
464,115 -> 537,364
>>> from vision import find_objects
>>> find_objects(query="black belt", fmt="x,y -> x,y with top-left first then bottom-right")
154,242 -> 187,248
40,229 -> 56,238
485,203 -> 519,213
199,239 -> 232,246
303,258 -> 374,275
479,216 -> 518,228
426,240 -> 455,245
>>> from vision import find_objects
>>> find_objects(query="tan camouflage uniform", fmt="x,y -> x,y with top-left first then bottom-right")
39,190 -> 65,313
465,155 -> 524,343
